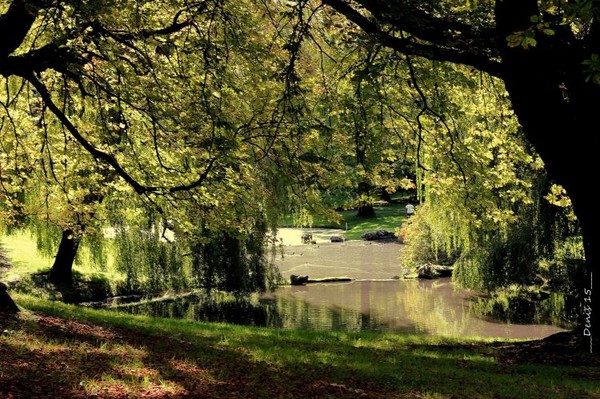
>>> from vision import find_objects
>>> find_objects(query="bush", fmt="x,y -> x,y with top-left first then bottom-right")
13,268 -> 112,303
397,202 -> 461,271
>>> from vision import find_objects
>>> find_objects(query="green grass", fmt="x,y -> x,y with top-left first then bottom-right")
280,204 -> 409,240
1,232 -> 123,283
3,294 -> 599,399
1,232 -> 54,283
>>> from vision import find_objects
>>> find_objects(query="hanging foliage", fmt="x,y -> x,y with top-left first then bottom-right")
191,219 -> 281,296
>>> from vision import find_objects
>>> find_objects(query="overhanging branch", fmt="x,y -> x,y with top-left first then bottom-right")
0,0 -> 38,57
25,72 -> 155,194
24,73 -> 218,197
0,44 -> 84,78
322,0 -> 504,77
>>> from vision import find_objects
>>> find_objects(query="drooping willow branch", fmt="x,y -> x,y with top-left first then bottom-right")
26,72 -> 219,196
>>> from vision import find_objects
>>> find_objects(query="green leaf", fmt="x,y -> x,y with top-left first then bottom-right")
542,28 -> 555,36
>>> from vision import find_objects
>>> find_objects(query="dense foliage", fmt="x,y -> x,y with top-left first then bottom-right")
0,1 -> 598,349
0,0 -> 326,292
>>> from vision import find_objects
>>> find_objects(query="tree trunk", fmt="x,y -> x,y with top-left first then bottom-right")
356,204 -> 376,218
378,188 -> 392,203
356,181 -> 376,218
0,282 -> 19,313
496,0 -> 600,353
48,229 -> 80,285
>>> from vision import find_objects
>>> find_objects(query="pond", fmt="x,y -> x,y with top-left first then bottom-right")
106,232 -> 569,339
111,279 -> 567,340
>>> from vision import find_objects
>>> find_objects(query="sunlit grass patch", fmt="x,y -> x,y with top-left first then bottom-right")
1,232 -> 53,281
279,204 -> 408,241
4,294 -> 599,399
80,373 -> 186,398
1,232 -> 126,302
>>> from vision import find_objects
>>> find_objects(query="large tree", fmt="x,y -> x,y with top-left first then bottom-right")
321,0 -> 599,352
0,0 -> 316,296
0,0 -> 597,353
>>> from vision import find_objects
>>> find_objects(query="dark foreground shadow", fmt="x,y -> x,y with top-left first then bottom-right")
0,309 -> 598,399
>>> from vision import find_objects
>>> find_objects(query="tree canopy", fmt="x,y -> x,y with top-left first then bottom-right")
319,0 -> 599,353
0,0 -> 598,352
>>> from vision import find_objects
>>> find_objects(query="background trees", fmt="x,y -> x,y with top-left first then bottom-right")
321,0 -> 599,351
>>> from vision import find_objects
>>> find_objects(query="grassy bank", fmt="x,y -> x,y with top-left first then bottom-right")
1,294 -> 598,399
280,204 -> 408,241
1,232 -> 122,284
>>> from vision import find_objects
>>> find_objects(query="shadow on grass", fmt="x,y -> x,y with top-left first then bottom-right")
1,300 -> 599,399
9,269 -> 113,304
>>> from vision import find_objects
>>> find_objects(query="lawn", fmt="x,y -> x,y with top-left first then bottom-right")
0,232 -> 55,283
0,294 -> 598,399
279,204 -> 409,240
0,232 -> 124,297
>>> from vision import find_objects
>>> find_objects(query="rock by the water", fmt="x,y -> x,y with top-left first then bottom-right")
361,230 -> 396,241
416,264 -> 453,279
330,235 -> 344,243
290,274 -> 309,285
307,277 -> 353,283
301,232 -> 313,244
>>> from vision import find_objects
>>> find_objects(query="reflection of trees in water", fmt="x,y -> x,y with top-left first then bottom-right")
115,289 -> 400,332
275,296 -> 373,332
112,281 -> 567,337
117,293 -> 285,328
468,292 -> 573,329
274,284 -> 421,333
114,283 -> 437,334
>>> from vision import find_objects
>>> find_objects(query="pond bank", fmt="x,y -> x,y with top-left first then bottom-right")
3,294 -> 597,399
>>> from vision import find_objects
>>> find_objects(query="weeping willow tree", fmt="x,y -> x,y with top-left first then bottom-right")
113,227 -> 188,295
191,223 -> 280,296
394,60 -> 584,322
398,61 -> 540,270
0,0 -> 331,299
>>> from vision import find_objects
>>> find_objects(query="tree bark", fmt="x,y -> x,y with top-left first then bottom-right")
495,0 -> 599,353
48,229 -> 80,285
378,188 -> 392,203
0,282 -> 19,313
0,0 -> 38,57
356,204 -> 376,218
356,181 -> 376,218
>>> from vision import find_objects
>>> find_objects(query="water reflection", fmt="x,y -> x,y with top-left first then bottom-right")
112,278 -> 567,339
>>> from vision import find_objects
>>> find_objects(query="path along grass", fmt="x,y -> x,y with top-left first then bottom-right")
1,294 -> 598,399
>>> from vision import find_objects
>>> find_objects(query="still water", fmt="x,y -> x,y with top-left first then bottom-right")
112,278 -> 566,339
